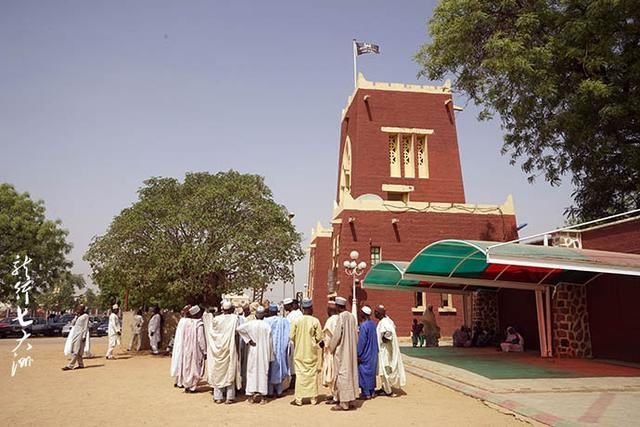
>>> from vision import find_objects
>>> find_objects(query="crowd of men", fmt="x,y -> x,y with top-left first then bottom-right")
60,296 -> 406,411
172,296 -> 405,411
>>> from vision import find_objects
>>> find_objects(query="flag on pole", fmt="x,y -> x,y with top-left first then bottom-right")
355,41 -> 380,55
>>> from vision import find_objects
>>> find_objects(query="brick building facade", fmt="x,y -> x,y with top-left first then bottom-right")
308,74 -> 519,335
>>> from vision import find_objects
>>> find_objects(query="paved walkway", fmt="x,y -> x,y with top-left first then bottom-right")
402,347 -> 640,426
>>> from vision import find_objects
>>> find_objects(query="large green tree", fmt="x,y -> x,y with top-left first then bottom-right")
0,183 -> 72,303
416,0 -> 640,220
85,171 -> 304,310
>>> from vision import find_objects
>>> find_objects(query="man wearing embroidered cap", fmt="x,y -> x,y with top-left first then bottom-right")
264,303 -> 290,399
180,305 -> 207,393
203,300 -> 242,403
289,298 -> 323,405
328,296 -> 359,410
106,304 -> 121,360
374,305 -> 406,396
236,305 -> 273,403
357,305 -> 378,400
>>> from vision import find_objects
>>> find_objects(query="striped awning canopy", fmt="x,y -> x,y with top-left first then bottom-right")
362,240 -> 640,293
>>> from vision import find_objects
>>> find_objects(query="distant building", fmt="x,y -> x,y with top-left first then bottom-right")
308,74 -> 519,336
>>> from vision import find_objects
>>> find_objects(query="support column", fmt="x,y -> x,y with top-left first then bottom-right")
545,287 -> 553,357
535,289 -> 549,357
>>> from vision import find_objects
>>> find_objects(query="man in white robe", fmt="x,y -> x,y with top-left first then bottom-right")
62,305 -> 89,370
148,306 -> 162,354
128,309 -> 144,352
236,306 -> 273,404
106,304 -> 121,360
374,305 -> 406,396
203,300 -> 241,404
181,305 -> 207,393
322,301 -> 339,404
171,305 -> 190,388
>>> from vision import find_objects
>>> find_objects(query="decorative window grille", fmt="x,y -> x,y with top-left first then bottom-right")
370,246 -> 381,266
416,136 -> 429,178
388,134 -> 400,177
402,135 -> 415,178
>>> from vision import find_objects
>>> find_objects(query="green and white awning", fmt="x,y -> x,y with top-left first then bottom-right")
363,239 -> 640,293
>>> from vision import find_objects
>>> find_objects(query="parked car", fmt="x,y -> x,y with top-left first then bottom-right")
26,317 -> 58,337
0,319 -> 18,338
96,320 -> 109,337
61,322 -> 73,337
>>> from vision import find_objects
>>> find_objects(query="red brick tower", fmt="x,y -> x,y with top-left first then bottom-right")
308,74 -> 518,335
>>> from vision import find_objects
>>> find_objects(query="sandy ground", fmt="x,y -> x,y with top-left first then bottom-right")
0,337 -> 529,427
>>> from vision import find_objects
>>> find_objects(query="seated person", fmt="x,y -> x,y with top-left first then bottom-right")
500,326 -> 524,352
452,325 -> 472,347
411,318 -> 424,347
471,321 -> 491,347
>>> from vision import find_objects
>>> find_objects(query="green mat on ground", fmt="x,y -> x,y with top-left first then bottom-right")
401,346 -> 582,380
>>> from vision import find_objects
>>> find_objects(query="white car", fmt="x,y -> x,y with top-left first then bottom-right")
61,323 -> 73,337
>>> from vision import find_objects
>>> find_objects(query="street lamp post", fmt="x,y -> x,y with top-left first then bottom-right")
343,250 -> 367,318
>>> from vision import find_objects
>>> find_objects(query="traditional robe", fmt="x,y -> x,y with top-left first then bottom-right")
264,315 -> 290,389
170,317 -> 188,385
148,313 -> 161,351
64,316 -> 91,357
65,314 -> 89,356
328,311 -> 359,403
357,319 -> 378,397
107,312 -> 121,353
322,314 -> 338,388
377,316 -> 406,394
202,312 -> 241,389
289,314 -> 323,399
180,318 -> 207,391
286,309 -> 303,376
236,319 -> 273,395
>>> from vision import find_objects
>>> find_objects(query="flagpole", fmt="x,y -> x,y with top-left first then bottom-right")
352,39 -> 357,88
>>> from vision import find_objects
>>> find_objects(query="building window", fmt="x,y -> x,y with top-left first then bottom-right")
438,293 -> 456,312
370,246 -> 381,266
402,134 -> 415,178
388,134 -> 400,177
416,136 -> 429,178
415,292 -> 424,308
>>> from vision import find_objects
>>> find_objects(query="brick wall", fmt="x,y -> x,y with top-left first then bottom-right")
308,235 -> 332,325
337,89 -> 466,204
581,218 -> 640,254
316,209 -> 518,336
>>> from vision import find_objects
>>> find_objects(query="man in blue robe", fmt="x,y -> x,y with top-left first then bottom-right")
357,305 -> 378,400
264,303 -> 290,398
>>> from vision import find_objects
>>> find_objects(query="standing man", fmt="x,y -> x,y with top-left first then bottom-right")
328,296 -> 359,411
128,309 -> 144,352
284,297 -> 302,387
171,305 -> 191,388
203,300 -> 242,404
181,305 -> 207,393
374,305 -> 406,396
357,306 -> 378,400
289,298 -> 324,406
62,304 -> 89,371
322,301 -> 339,405
264,303 -> 290,399
106,304 -> 121,360
148,306 -> 162,354
236,306 -> 272,404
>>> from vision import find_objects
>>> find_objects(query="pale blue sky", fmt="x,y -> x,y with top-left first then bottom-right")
0,0 -> 572,298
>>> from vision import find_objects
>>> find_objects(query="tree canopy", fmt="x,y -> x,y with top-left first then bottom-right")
0,183 -> 72,303
416,0 -> 640,220
36,272 -> 85,313
84,171 -> 304,310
